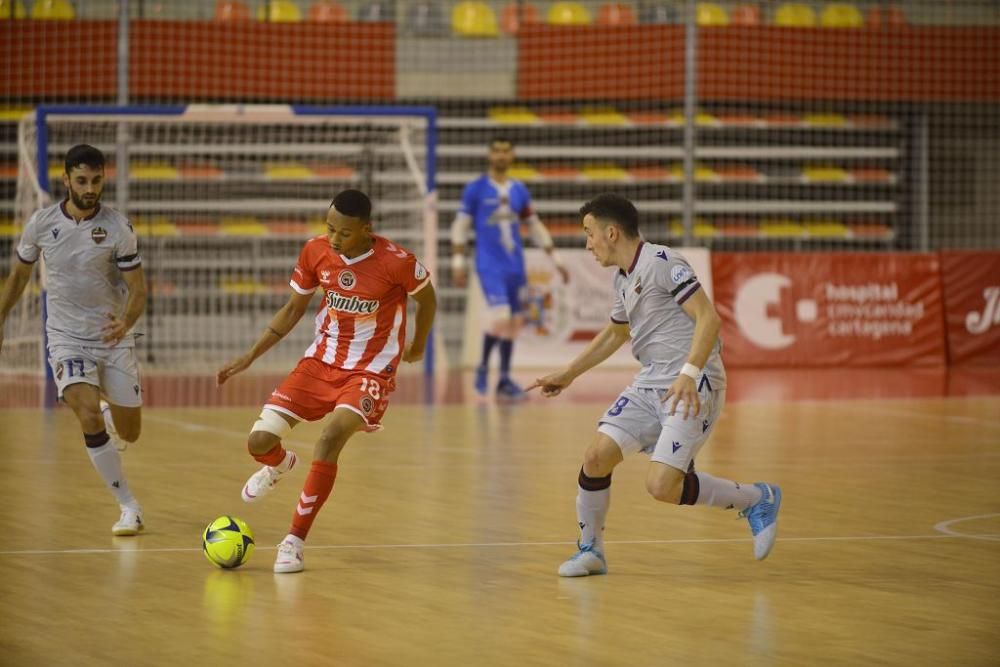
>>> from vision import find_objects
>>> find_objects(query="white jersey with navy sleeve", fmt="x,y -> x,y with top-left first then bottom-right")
16,202 -> 142,349
610,242 -> 726,390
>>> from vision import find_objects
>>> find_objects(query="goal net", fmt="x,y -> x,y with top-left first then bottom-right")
7,104 -> 435,387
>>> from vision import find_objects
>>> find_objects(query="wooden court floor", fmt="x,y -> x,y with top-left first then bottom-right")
1,377 -> 998,666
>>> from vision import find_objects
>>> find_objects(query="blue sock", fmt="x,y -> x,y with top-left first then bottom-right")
480,334 -> 499,368
499,339 -> 513,379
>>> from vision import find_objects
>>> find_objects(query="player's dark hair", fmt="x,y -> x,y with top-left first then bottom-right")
490,136 -> 514,149
580,193 -> 640,239
331,189 -> 372,221
64,144 -> 105,174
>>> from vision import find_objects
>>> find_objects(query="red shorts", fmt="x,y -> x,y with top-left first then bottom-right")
265,358 -> 394,431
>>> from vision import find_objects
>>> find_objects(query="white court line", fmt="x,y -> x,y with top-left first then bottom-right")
933,513 -> 1000,542
1,532 -> 998,557
143,414 -> 314,449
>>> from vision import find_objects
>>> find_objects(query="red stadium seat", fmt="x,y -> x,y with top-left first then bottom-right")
215,1 -> 250,21
597,3 -> 637,26
308,1 -> 347,22
500,2 -> 540,34
866,4 -> 906,27
731,3 -> 761,25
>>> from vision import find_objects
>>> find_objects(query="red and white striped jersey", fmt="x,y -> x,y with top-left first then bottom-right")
289,234 -> 430,378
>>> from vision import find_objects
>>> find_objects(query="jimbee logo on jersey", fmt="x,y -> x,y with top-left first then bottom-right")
91,227 -> 108,244
359,396 -> 375,415
325,290 -> 379,314
338,270 -> 356,290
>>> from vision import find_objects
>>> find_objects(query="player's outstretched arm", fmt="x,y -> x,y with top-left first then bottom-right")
528,320 -> 630,397
103,266 -> 147,345
0,260 -> 34,355
217,290 -> 312,385
402,281 -> 437,363
662,289 -> 722,419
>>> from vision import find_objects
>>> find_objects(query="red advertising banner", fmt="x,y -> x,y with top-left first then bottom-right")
712,253 -> 946,367
939,251 -> 1000,365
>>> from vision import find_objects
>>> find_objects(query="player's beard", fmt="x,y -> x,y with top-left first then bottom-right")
70,189 -> 101,212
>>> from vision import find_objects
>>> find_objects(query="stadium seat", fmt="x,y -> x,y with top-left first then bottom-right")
406,1 -> 446,35
30,0 -> 75,20
774,3 -> 817,26
820,3 -> 863,28
696,3 -> 729,26
356,1 -> 391,22
256,0 -> 303,22
547,2 -> 591,26
0,0 -> 26,19
452,1 -> 498,37
639,3 -> 678,24
500,2 -> 540,34
597,3 -> 637,26
866,4 -> 906,27
730,3 -> 761,25
215,1 -> 249,21
307,1 -> 347,22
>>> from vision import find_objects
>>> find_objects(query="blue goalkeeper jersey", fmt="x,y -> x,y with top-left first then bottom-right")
459,175 -> 534,276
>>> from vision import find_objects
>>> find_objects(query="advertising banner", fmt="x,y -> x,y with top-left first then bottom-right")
940,251 -> 1000,365
462,247 -> 712,369
712,253 -> 946,367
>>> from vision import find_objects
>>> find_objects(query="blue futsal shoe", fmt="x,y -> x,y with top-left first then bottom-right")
740,482 -> 782,560
474,365 -> 489,396
558,541 -> 608,577
495,377 -> 527,402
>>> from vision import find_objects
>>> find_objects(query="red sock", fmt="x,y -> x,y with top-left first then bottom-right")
252,442 -> 286,467
289,460 -> 338,540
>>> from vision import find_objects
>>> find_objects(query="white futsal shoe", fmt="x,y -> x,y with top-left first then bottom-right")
274,539 -> 305,574
112,505 -> 144,536
241,452 -> 298,503
558,541 -> 608,577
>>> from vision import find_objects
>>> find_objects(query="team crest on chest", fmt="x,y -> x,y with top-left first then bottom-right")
91,227 -> 108,244
338,270 -> 357,290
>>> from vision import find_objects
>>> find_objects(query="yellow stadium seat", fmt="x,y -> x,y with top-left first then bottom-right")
820,3 -> 863,28
452,1 -> 498,37
256,0 -> 303,23
547,1 -> 591,26
507,164 -> 540,181
265,163 -> 314,180
0,0 -> 26,19
488,106 -> 540,124
31,0 -> 75,20
774,3 -> 816,27
580,107 -> 628,126
696,3 -> 729,26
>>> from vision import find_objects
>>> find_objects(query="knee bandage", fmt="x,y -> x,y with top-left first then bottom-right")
251,409 -> 291,438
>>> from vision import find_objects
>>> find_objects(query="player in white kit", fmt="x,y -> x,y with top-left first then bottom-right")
530,193 -> 782,576
0,144 -> 147,535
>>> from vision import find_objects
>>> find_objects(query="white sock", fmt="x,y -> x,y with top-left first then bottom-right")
576,486 -> 610,551
694,472 -> 762,511
86,442 -> 137,507
283,534 -> 305,548
275,450 -> 297,473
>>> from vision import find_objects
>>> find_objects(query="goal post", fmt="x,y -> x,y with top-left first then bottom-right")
9,104 -> 437,402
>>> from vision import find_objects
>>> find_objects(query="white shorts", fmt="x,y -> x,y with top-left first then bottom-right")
598,383 -> 726,471
48,344 -> 143,408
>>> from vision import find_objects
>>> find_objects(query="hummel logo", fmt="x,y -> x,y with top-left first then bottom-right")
671,441 -> 681,453
52,228 -> 60,240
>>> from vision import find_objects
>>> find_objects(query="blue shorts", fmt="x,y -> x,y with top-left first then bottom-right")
478,270 -> 526,314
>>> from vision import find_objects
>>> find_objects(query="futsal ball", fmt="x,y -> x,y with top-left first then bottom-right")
202,515 -> 255,569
